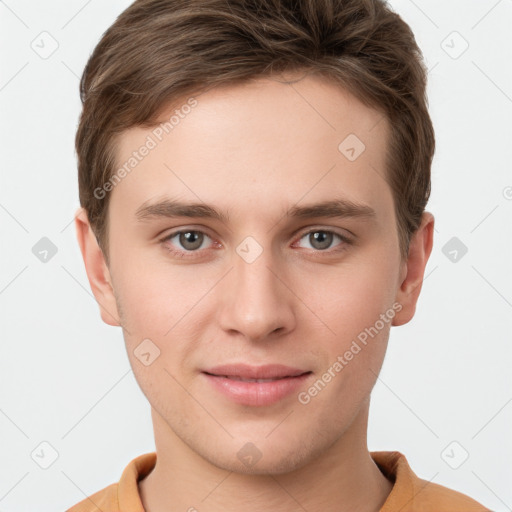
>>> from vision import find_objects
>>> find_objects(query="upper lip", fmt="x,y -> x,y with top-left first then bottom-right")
203,364 -> 310,379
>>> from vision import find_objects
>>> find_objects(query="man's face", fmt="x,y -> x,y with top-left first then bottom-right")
105,73 -> 406,473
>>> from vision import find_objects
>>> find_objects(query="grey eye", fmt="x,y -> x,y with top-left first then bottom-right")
178,231 -> 205,251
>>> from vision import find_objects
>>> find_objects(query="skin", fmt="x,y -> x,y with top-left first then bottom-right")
76,71 -> 434,512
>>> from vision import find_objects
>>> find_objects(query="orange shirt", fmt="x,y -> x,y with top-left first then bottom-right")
66,451 -> 491,512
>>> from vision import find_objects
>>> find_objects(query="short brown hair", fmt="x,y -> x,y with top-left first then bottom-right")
76,0 -> 434,264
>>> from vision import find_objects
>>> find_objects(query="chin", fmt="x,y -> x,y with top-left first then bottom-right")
204,436 -> 322,476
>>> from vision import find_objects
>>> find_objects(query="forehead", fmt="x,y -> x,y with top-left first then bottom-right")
109,72 -> 392,225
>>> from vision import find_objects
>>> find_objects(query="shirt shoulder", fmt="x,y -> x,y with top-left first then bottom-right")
372,451 -> 492,512
65,452 -> 157,512
411,477 -> 492,511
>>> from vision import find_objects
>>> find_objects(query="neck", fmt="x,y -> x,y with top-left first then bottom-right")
139,403 -> 393,512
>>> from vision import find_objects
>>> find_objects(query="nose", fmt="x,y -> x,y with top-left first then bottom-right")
217,245 -> 297,343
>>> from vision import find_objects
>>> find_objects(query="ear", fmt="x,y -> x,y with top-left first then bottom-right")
74,207 -> 121,327
392,211 -> 435,326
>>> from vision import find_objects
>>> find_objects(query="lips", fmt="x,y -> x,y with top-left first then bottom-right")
201,364 -> 312,407
202,364 -> 313,406
218,376 -> 289,383
203,363 -> 310,380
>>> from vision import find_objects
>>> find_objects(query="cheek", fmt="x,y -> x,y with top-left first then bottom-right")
302,259 -> 397,394
310,260 -> 397,333
113,261 -> 215,373
114,258 -> 201,331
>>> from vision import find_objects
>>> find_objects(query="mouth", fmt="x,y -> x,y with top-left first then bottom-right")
202,363 -> 311,380
201,364 -> 313,406
203,372 -> 311,382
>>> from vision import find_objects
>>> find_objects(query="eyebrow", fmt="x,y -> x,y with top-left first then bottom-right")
135,197 -> 376,224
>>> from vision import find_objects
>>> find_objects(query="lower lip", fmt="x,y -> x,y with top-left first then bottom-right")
202,372 -> 312,406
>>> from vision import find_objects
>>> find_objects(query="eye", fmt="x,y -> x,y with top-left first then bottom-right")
295,229 -> 352,252
161,229 -> 214,257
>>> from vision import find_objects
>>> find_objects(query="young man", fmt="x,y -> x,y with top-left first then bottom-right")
68,0 -> 491,510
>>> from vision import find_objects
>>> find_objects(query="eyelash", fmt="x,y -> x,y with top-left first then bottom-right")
159,227 -> 353,260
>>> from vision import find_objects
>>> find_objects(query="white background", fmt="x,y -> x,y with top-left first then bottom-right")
0,1 -> 511,511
